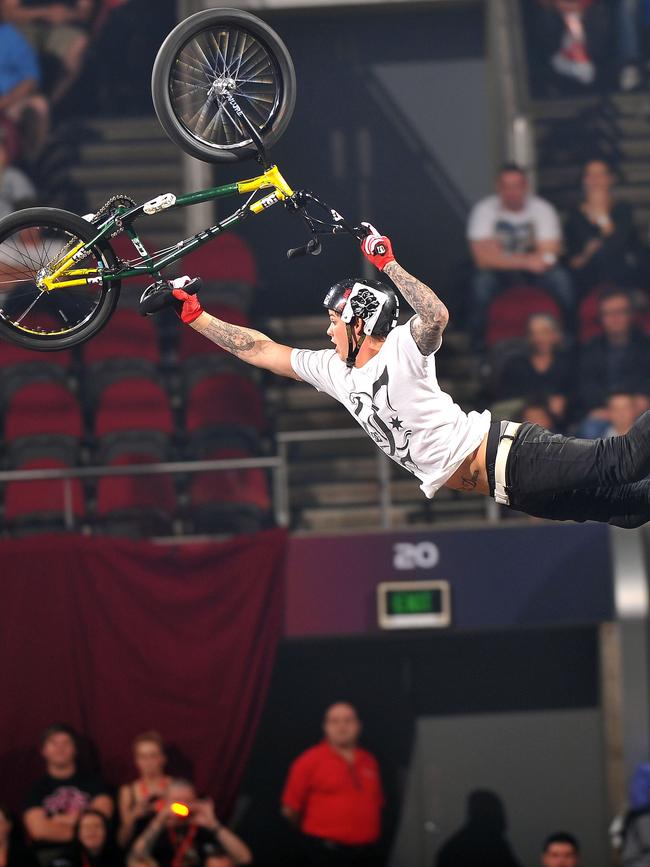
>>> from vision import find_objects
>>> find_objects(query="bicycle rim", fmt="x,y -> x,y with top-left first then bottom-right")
169,24 -> 282,151
0,221 -> 107,339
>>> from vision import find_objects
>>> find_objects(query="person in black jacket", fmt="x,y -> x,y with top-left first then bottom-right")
496,312 -> 573,425
435,790 -> 522,867
577,288 -> 650,437
565,159 -> 640,294
0,804 -> 39,867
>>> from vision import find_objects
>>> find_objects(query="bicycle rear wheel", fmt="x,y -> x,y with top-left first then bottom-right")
0,208 -> 120,351
152,8 -> 296,163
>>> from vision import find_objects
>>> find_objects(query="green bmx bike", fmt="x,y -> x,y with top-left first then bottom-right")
0,8 -> 368,351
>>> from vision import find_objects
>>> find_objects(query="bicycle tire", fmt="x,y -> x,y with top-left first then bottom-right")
152,7 -> 296,164
0,207 -> 121,351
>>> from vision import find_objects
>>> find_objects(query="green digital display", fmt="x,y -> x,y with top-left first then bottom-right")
387,588 -> 442,616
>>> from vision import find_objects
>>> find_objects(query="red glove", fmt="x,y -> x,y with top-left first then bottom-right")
360,222 -> 395,271
171,277 -> 203,324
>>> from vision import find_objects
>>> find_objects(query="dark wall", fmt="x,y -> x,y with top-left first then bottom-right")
237,625 -> 600,866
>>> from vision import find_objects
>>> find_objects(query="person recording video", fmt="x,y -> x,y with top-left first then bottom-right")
127,779 -> 252,867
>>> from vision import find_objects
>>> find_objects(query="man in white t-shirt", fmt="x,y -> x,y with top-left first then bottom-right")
147,227 -> 650,529
467,163 -> 574,351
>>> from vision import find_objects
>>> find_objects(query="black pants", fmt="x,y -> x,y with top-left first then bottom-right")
486,413 -> 650,529
299,834 -> 382,867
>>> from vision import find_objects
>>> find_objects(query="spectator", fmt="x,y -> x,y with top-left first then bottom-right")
282,702 -> 383,867
0,124 -> 36,219
467,163 -> 573,352
1,0 -> 95,105
495,313 -> 572,424
23,723 -> 113,867
540,832 -> 580,867
532,1 -> 609,89
54,810 -> 121,867
577,288 -> 650,436
0,10 -> 48,162
520,399 -> 560,432
435,789 -> 522,867
117,730 -> 170,849
617,0 -> 643,90
565,159 -> 639,293
604,391 -> 645,436
128,779 -> 252,867
0,803 -> 39,867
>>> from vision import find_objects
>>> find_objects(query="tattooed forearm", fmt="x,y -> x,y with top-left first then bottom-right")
131,817 -> 163,857
383,261 -> 449,355
194,314 -> 270,360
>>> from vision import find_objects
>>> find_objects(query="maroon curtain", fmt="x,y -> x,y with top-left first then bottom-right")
0,529 -> 287,815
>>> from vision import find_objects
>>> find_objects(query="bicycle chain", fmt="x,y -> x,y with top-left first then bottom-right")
90,194 -> 137,239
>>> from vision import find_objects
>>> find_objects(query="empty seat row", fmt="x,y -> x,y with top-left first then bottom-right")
3,447 -> 271,537
0,372 -> 266,442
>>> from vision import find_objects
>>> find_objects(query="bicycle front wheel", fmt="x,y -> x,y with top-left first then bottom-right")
152,7 -> 296,163
0,208 -> 121,351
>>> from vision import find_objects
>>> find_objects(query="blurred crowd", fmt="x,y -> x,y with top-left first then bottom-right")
468,159 -> 650,441
529,0 -> 650,94
11,710 -> 650,867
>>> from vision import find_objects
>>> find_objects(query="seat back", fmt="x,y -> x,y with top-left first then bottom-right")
486,285 -> 562,347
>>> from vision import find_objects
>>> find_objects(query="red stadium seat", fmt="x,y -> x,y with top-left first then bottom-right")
94,377 -> 173,437
180,234 -> 258,286
82,308 -> 160,365
95,450 -> 176,535
185,372 -> 265,437
4,381 -> 83,441
4,457 -> 85,530
188,447 -> 270,534
485,285 -> 562,347
0,339 -> 71,369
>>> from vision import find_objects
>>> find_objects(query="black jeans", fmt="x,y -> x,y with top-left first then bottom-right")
299,835 -> 382,867
486,413 -> 650,528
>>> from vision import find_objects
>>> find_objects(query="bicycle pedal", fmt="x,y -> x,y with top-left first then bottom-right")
139,281 -> 173,316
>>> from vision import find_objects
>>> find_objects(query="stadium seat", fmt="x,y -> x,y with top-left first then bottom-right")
187,446 -> 270,534
485,285 -> 562,347
184,372 -> 265,444
3,381 -> 83,441
95,442 -> 176,537
93,377 -> 173,438
82,308 -> 160,366
180,233 -> 258,288
4,456 -> 85,535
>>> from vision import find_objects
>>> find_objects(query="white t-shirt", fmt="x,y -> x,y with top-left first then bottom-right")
290,320 -> 491,498
467,194 -> 561,255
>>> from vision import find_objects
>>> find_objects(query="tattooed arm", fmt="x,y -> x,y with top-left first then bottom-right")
128,812 -> 166,863
383,261 -> 449,355
190,313 -> 300,379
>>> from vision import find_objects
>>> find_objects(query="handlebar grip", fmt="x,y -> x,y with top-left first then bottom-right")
287,238 -> 321,260
183,277 -> 202,295
287,244 -> 310,260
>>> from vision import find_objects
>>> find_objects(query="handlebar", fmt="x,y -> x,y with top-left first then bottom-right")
284,189 -> 369,262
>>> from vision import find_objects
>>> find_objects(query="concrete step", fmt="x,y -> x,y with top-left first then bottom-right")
70,162 -> 183,187
84,116 -> 168,141
296,503 -> 414,532
79,140 -> 178,165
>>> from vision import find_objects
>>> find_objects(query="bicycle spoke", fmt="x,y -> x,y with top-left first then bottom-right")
171,24 -> 280,150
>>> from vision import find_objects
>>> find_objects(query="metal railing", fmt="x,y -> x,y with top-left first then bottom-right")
0,428 -> 499,533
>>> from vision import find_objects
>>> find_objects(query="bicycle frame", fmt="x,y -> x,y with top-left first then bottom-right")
39,164 -> 295,292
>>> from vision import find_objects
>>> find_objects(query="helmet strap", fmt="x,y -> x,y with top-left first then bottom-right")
345,321 -> 366,368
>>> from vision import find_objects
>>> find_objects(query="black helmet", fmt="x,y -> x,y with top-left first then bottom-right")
322,278 -> 399,368
322,278 -> 399,338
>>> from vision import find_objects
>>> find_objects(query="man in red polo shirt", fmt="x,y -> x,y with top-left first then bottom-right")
281,702 -> 383,866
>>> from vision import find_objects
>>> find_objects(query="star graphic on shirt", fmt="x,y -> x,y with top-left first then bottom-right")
390,416 -> 403,430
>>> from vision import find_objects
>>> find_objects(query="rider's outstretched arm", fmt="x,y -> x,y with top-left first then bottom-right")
361,227 -> 449,355
192,312 -> 299,378
173,288 -> 300,379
